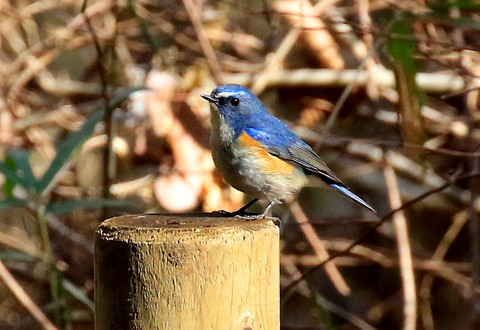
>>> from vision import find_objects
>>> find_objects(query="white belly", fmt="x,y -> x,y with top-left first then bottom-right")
211,131 -> 307,201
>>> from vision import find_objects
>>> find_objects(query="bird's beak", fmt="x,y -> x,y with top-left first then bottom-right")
201,94 -> 217,104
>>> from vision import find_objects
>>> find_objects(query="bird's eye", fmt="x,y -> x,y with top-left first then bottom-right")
230,98 -> 239,107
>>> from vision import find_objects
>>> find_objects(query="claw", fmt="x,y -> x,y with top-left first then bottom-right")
213,199 -> 281,228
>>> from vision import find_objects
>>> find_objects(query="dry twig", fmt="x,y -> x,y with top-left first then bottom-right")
289,201 -> 351,296
0,261 -> 56,330
383,154 -> 416,330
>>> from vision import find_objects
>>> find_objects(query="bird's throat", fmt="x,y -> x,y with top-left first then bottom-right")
210,108 -> 234,145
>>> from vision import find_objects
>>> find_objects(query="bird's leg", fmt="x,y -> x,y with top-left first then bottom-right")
233,198 -> 260,214
259,199 -> 279,218
213,199 -> 282,226
240,199 -> 282,226
212,198 -> 259,216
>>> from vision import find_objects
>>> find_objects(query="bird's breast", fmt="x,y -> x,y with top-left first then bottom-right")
210,129 -> 307,200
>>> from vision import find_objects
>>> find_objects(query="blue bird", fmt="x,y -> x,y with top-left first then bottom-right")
201,84 -> 376,218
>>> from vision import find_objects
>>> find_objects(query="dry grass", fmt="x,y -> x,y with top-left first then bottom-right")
1,0 -> 480,328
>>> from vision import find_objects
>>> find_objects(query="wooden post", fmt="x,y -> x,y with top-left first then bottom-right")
95,214 -> 280,329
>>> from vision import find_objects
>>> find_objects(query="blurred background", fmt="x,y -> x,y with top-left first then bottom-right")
1,0 -> 480,329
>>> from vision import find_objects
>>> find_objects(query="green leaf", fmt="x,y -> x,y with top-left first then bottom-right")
428,1 -> 480,12
388,13 -> 426,150
63,279 -> 94,311
0,160 -> 31,192
0,198 -> 27,209
45,198 -> 136,214
36,87 -> 145,195
109,87 -> 146,108
36,109 -> 105,195
388,15 -> 417,75
2,156 -> 17,197
0,251 -> 38,261
7,148 -> 37,193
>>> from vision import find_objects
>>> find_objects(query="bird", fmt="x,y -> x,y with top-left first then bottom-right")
201,84 -> 376,218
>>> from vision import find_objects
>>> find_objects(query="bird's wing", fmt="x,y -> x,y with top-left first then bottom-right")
244,126 -> 376,213
244,126 -> 344,185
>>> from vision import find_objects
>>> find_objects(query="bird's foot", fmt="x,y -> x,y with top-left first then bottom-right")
211,199 -> 281,227
234,214 -> 281,227
211,209 -> 234,216
234,213 -> 265,220
211,199 -> 259,217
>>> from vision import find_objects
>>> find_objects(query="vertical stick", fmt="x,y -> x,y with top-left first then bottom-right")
384,157 -> 416,330
95,214 -> 280,329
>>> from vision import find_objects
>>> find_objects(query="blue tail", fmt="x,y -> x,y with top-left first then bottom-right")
331,183 -> 376,214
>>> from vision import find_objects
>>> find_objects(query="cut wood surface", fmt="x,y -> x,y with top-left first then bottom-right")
95,214 -> 280,329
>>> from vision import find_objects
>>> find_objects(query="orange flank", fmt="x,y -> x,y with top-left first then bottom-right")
238,132 -> 296,175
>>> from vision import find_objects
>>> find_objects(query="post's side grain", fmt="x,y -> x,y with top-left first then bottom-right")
95,214 -> 280,329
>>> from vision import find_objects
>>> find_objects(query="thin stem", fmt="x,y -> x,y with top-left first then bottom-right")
37,206 -> 63,327
0,260 -> 57,330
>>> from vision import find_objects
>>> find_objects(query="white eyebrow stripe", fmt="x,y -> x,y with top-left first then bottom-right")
215,91 -> 246,98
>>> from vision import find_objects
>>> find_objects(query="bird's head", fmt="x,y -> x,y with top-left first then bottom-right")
201,84 -> 266,120
202,84 -> 271,140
